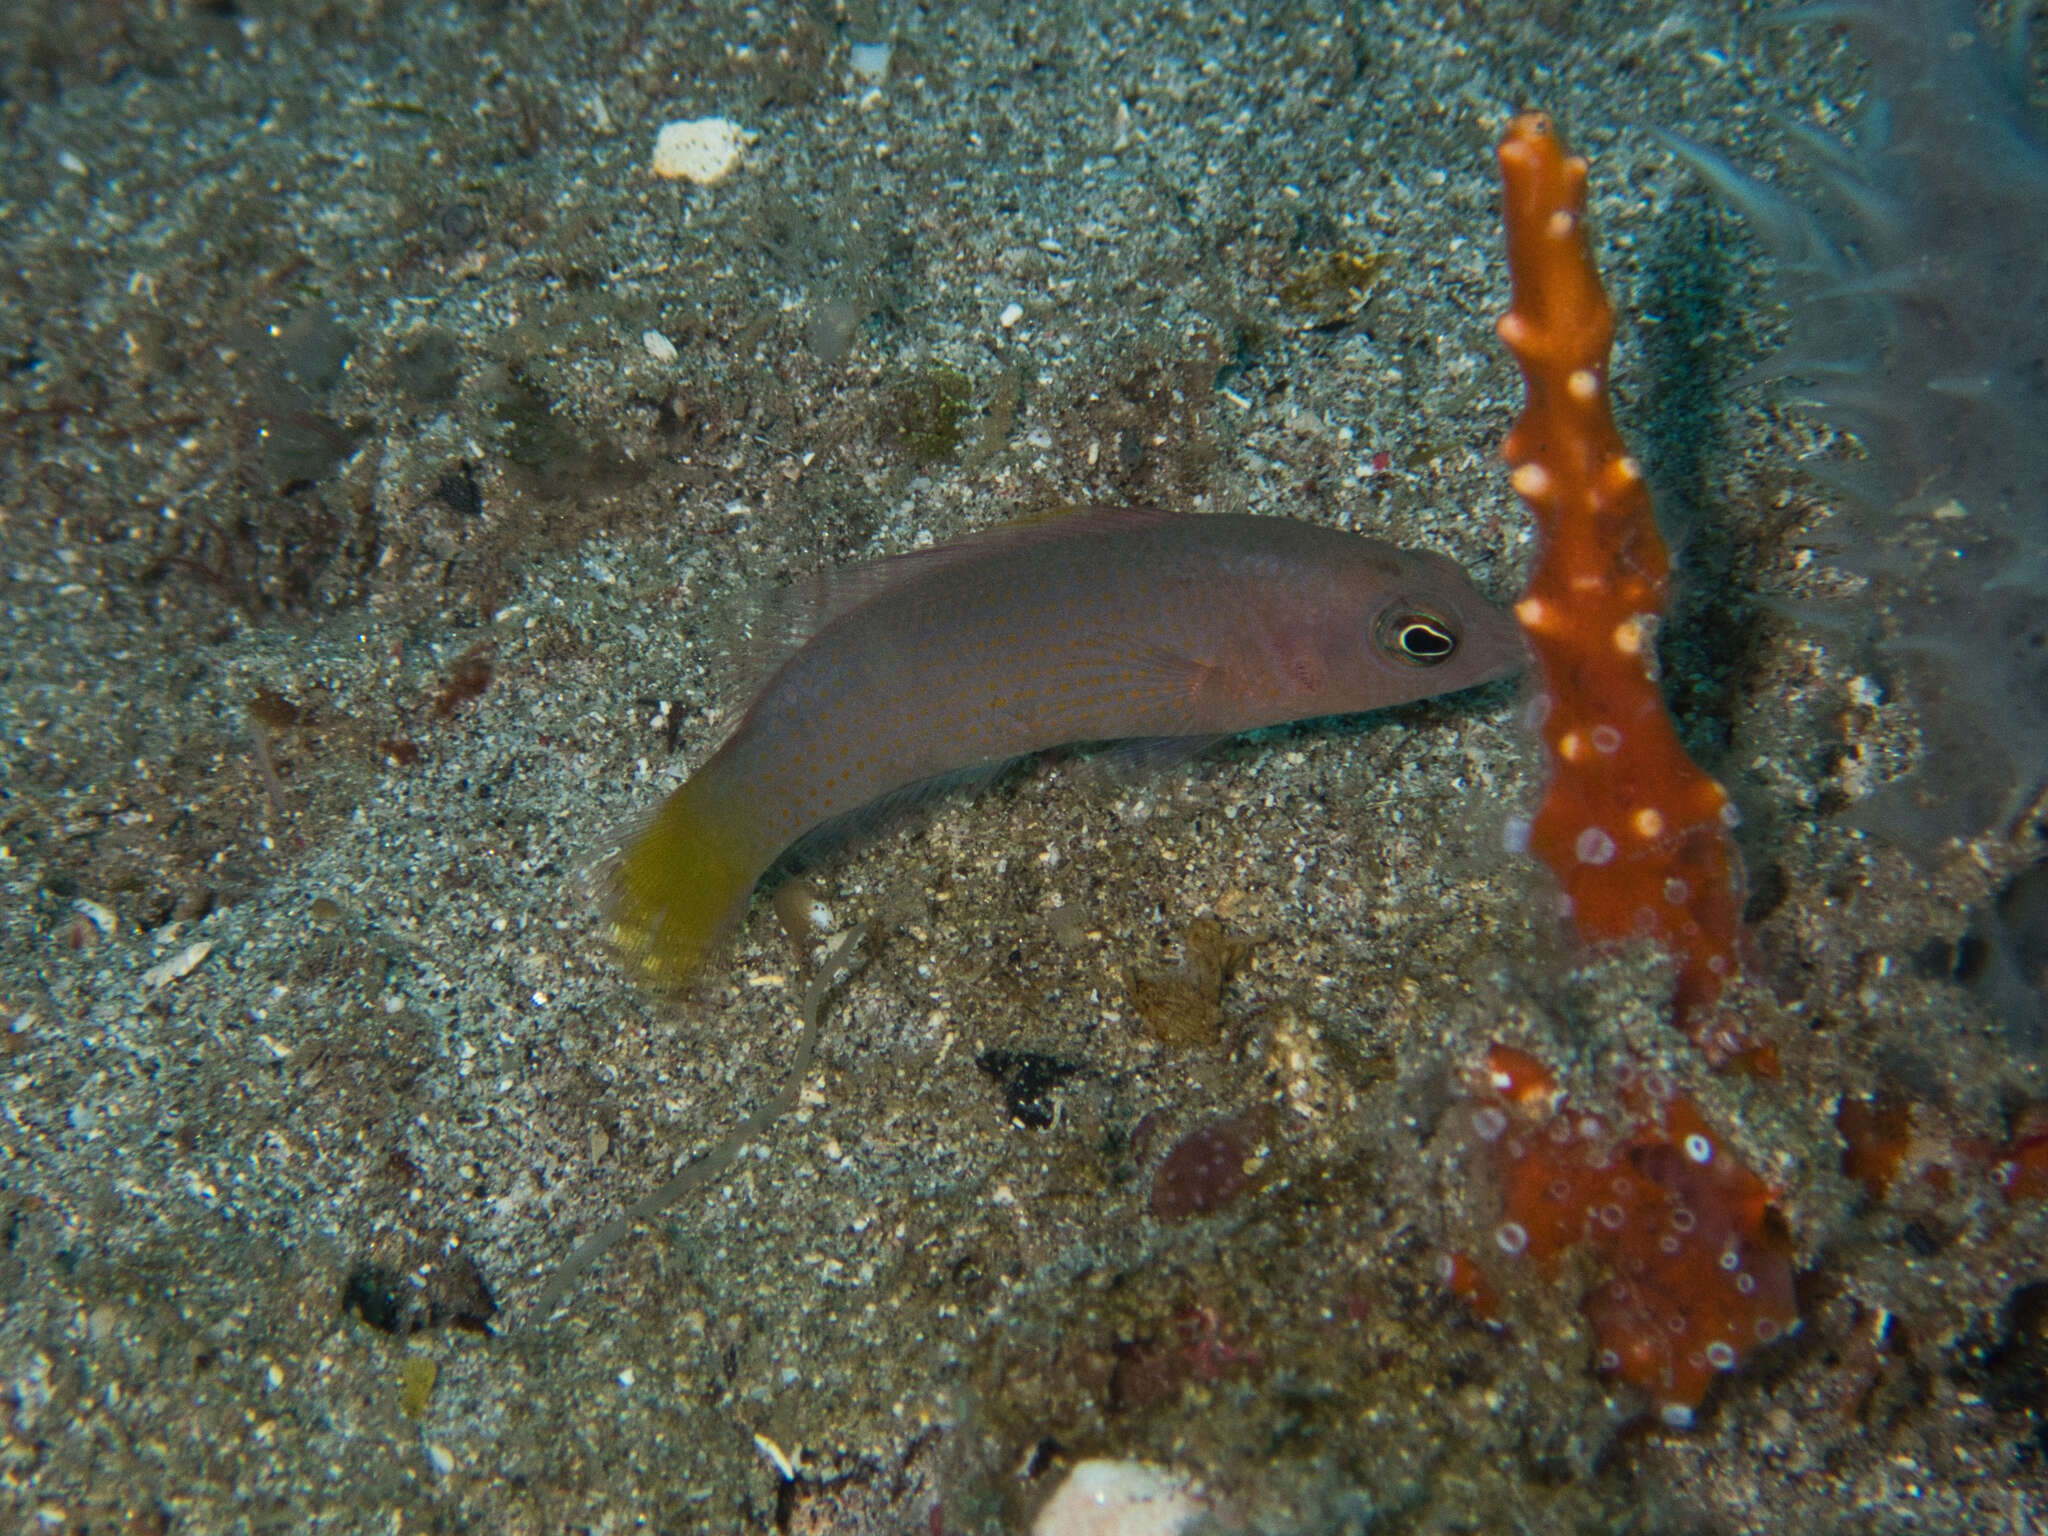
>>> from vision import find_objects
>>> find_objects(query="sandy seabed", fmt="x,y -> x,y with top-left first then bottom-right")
2,2 -> 2044,1531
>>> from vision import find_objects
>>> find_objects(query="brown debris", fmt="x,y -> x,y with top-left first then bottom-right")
431,643 -> 496,718
1124,916 -> 1254,1047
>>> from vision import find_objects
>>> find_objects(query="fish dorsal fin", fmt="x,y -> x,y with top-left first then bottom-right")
711,504 -> 1186,712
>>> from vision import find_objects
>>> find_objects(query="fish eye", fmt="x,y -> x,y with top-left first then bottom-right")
1377,610 -> 1459,666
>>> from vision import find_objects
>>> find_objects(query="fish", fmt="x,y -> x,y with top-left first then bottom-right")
609,505 -> 1523,984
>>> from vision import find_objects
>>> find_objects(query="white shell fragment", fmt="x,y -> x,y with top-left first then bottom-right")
752,1432 -> 798,1481
143,940 -> 214,990
642,329 -> 679,363
72,897 -> 118,937
651,117 -> 746,185
1032,1459 -> 1206,1536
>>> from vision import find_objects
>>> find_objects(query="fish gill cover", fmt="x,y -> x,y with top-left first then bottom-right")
1670,0 -> 2048,855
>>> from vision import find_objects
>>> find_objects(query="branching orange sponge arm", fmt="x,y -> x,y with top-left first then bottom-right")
1496,114 -> 1755,1063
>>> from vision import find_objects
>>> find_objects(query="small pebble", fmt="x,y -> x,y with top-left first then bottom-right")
1150,1115 -> 1262,1219
848,40 -> 892,83
1032,1459 -> 1206,1536
642,329 -> 679,363
651,117 -> 746,185
399,1356 -> 437,1420
143,940 -> 214,990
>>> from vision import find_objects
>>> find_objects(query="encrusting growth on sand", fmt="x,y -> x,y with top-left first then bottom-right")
1495,113 -> 1758,1065
1447,1044 -> 1799,1431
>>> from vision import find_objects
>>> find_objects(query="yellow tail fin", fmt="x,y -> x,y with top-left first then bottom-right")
606,776 -> 764,987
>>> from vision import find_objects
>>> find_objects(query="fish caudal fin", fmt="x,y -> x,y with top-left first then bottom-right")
606,776 -> 764,987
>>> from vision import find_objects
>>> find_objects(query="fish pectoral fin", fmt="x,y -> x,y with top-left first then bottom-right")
1094,642 -> 1239,734
1174,651 -> 1249,723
